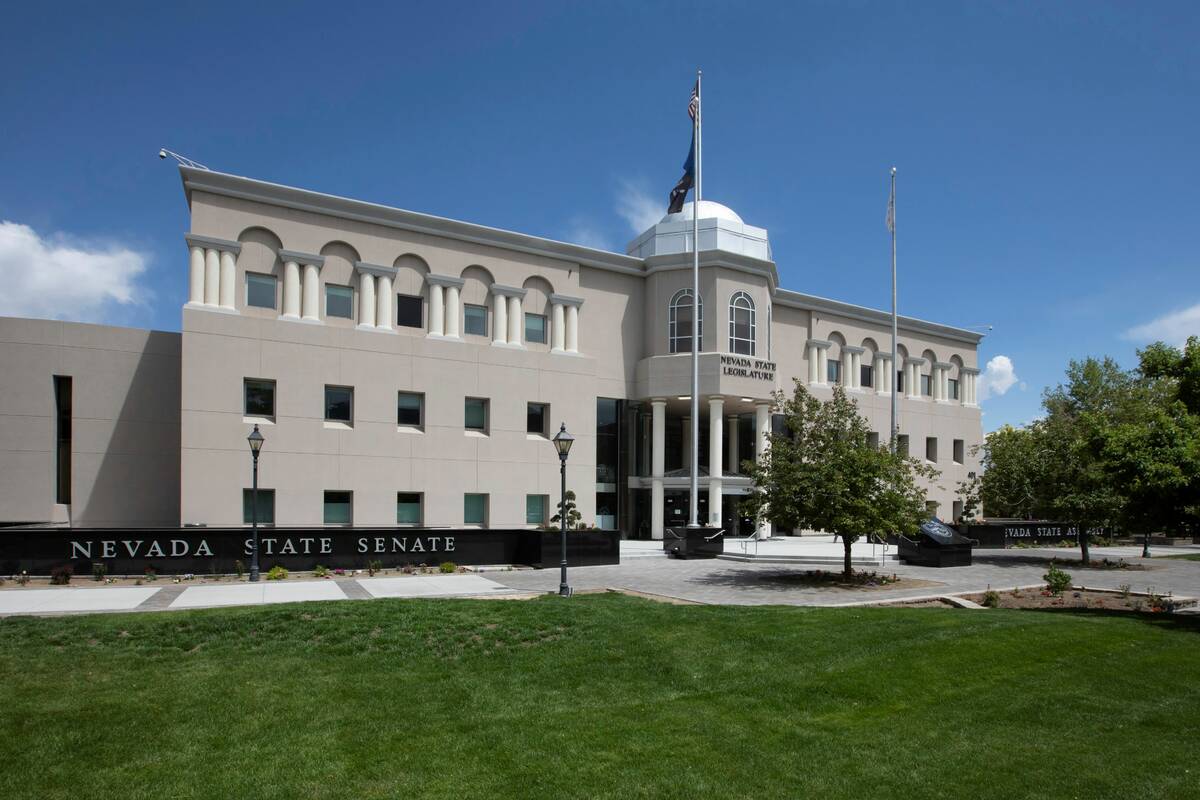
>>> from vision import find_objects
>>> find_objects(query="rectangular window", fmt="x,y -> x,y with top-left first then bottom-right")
897,370 -> 905,393
949,378 -> 960,400
827,359 -> 841,384
860,364 -> 874,388
246,273 -> 278,309
244,378 -> 276,418
897,434 -> 910,458
925,501 -> 940,519
323,490 -> 353,524
242,488 -> 275,524
526,494 -> 548,525
952,500 -> 964,522
397,392 -> 423,427
464,304 -> 488,337
325,385 -> 353,423
465,397 -> 489,432
53,375 -> 71,504
953,438 -> 965,465
396,294 -> 423,329
396,492 -> 423,525
464,493 -> 488,525
926,436 -> 938,463
867,431 -> 880,450
527,402 -> 548,436
920,374 -> 932,397
326,284 -> 354,319
525,313 -> 547,344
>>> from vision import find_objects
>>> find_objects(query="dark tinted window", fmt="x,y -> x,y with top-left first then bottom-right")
244,379 -> 275,417
525,313 -> 547,344
324,491 -> 352,524
325,386 -> 353,422
398,392 -> 423,427
243,489 -> 275,524
396,294 -> 422,328
326,285 -> 353,319
527,402 -> 547,435
464,304 -> 488,336
246,274 -> 277,309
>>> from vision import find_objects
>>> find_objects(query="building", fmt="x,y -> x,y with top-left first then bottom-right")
0,168 -> 984,538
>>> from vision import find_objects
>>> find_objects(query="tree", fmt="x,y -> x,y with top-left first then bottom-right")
551,489 -> 582,530
976,424 -> 1054,520
741,382 -> 939,577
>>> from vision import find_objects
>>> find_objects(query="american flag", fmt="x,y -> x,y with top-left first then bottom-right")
688,81 -> 699,121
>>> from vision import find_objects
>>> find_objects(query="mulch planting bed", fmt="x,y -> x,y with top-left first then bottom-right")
964,587 -> 1196,613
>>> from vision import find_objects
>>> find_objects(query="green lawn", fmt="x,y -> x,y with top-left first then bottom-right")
1,595 -> 1197,800
1159,553 -> 1200,561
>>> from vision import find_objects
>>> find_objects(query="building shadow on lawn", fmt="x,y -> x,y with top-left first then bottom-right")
1018,605 -> 1200,633
685,567 -> 942,594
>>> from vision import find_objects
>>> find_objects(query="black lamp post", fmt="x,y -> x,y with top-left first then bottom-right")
247,424 -> 264,583
552,422 -> 575,598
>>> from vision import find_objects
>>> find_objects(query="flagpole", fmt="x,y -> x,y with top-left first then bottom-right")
890,167 -> 898,450
688,68 -> 702,529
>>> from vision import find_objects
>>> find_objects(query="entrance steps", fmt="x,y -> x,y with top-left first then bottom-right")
717,553 -> 898,567
718,536 -> 900,567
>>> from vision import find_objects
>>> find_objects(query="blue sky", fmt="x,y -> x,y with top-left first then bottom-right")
2,1 -> 1198,430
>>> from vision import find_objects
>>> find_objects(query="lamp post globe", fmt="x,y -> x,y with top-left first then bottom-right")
551,423 -> 574,597
247,425 -> 265,582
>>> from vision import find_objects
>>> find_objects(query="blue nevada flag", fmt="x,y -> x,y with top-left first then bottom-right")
667,135 -> 695,215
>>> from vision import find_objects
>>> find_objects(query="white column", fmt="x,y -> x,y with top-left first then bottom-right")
188,246 -> 204,305
445,285 -> 460,338
301,263 -> 320,321
358,271 -> 376,328
874,356 -> 887,395
219,250 -> 236,310
376,274 -> 393,331
708,397 -> 724,528
807,343 -> 819,384
565,304 -> 579,353
551,303 -> 565,352
907,362 -> 920,398
282,260 -> 301,318
651,399 -> 666,540
508,296 -> 522,346
203,249 -> 220,306
681,416 -> 691,470
848,352 -> 861,389
492,292 -> 508,345
819,348 -> 829,386
755,402 -> 772,539
727,415 -> 740,474
942,369 -> 951,402
428,284 -> 445,336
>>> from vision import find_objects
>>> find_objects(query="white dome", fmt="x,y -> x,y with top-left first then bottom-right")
660,200 -> 743,225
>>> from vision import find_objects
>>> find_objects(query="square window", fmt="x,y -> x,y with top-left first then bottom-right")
465,397 -> 488,432
464,493 -> 488,525
244,378 -> 275,418
949,378 -> 960,400
926,436 -> 938,463
827,359 -> 841,384
920,374 -> 932,396
526,494 -> 548,525
396,294 -> 423,329
897,434 -> 910,458
464,304 -> 488,337
525,313 -> 547,344
323,490 -> 353,524
953,439 -> 965,464
325,385 -> 353,423
326,284 -> 354,319
397,392 -> 423,427
242,488 -> 275,524
527,402 -> 548,436
397,492 -> 423,525
246,273 -> 277,309
861,364 -> 874,388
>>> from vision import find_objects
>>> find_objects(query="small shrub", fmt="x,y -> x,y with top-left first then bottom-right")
982,589 -> 1000,608
135,578 -> 142,586
333,567 -> 346,576
50,565 -> 73,585
313,564 -> 330,578
439,561 -> 457,574
401,563 -> 415,575
144,566 -> 157,582
16,571 -> 30,586
1043,565 -> 1072,595
266,565 -> 288,581
91,562 -> 108,582
234,560 -> 245,579
367,559 -> 383,577
1118,583 -> 1131,599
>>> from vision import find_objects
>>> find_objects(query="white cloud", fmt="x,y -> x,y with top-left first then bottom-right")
977,355 -> 1018,401
0,221 -> 149,323
1123,302 -> 1200,347
563,217 -> 612,251
615,179 -> 664,235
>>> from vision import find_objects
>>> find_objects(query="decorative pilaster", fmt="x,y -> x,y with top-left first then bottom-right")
551,303 -> 565,352
277,249 -> 325,322
806,339 -> 831,386
874,353 -> 893,395
550,294 -> 584,354
844,346 -> 865,390
187,246 -> 204,305
425,274 -> 465,338
492,292 -> 508,344
281,260 -> 301,318
376,274 -> 393,331
219,251 -> 236,310
358,270 -> 376,328
961,367 -> 981,407
355,262 -> 399,333
934,362 -> 954,403
428,284 -> 444,337
905,357 -> 926,399
489,284 -> 527,347
184,234 -> 242,311
508,295 -> 522,346
203,249 -> 220,306
445,284 -> 460,339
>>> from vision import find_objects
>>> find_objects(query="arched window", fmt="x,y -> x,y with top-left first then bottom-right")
729,292 -> 755,355
669,289 -> 703,353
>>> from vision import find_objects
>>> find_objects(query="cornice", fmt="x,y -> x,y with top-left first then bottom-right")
278,249 -> 325,268
184,233 -> 241,254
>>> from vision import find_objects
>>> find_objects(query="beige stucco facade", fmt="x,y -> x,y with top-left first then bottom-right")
0,169 -> 983,537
